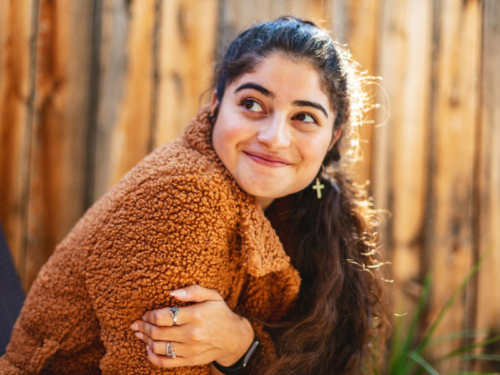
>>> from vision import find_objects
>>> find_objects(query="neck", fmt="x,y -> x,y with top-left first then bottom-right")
255,196 -> 275,211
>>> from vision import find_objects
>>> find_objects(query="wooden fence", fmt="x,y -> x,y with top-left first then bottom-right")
0,0 -> 498,371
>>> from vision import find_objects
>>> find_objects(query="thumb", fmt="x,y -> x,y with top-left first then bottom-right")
170,284 -> 223,303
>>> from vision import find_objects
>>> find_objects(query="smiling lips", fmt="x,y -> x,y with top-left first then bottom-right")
243,151 -> 292,167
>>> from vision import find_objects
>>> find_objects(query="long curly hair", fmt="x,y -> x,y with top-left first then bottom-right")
209,16 -> 390,375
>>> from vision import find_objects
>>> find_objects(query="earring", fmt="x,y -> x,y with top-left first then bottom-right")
312,165 -> 325,199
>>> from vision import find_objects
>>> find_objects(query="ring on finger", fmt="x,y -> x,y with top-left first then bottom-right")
170,306 -> 180,326
166,342 -> 176,358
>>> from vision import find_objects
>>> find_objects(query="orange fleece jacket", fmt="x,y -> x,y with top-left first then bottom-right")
0,106 -> 301,374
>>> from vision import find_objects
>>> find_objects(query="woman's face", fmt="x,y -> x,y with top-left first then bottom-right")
211,53 -> 340,209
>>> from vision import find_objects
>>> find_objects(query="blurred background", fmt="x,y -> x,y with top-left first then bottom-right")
0,0 -> 498,372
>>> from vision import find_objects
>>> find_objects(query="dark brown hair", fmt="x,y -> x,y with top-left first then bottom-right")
210,16 -> 389,375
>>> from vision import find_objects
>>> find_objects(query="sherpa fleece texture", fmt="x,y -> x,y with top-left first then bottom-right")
0,106 -> 301,374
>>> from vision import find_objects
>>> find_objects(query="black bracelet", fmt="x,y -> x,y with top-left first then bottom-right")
212,336 -> 260,375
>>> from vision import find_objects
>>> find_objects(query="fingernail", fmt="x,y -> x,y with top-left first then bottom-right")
146,345 -> 151,352
134,332 -> 143,340
142,314 -> 146,321
170,289 -> 187,298
130,323 -> 138,331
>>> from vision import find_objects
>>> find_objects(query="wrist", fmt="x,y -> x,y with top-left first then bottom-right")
216,317 -> 254,367
213,335 -> 260,375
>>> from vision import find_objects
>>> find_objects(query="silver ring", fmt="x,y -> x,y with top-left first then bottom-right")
170,306 -> 180,326
166,342 -> 176,358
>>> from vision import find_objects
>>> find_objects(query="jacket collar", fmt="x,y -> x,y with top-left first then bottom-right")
183,106 -> 292,277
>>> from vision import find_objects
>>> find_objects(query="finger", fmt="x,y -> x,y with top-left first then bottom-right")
134,332 -> 187,357
132,307 -> 189,332
145,344 -> 198,369
170,285 -> 223,303
135,331 -> 165,354
133,319 -> 200,344
133,320 -> 174,341
142,307 -> 179,327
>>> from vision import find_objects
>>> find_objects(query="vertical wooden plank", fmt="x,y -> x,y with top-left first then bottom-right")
24,0 -> 95,290
0,0 -> 36,281
93,0 -> 156,196
107,0 -> 155,187
83,0 -> 103,210
91,0 -> 129,201
372,0 -> 432,321
476,0 -> 500,371
329,0 -> 348,42
331,0 -> 381,188
426,0 -> 481,371
154,0 -> 218,147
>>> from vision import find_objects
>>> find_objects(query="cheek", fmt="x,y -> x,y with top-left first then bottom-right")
296,132 -> 332,168
212,114 -> 252,166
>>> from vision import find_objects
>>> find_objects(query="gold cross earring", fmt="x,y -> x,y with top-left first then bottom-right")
312,165 -> 325,199
312,178 -> 325,199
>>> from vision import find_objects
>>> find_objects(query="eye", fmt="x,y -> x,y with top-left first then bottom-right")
241,99 -> 264,113
294,113 -> 317,124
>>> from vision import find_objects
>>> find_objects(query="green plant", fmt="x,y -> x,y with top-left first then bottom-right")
387,246 -> 500,375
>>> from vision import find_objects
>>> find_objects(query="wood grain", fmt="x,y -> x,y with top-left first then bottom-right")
425,0 -> 481,371
154,0 -> 218,148
372,0 -> 433,324
91,0 -> 130,201
0,0 -> 36,282
24,0 -> 95,290
91,0 -> 157,200
89,0 -> 130,201
105,0 -> 156,190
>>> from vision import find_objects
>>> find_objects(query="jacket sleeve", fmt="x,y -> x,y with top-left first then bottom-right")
0,203 -> 106,375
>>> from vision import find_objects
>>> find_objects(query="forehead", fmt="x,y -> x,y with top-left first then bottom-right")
228,54 -> 333,112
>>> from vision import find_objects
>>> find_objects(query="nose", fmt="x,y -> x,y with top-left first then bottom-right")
256,113 -> 291,150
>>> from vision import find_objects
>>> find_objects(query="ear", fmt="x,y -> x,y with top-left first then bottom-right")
328,127 -> 343,152
210,91 -> 219,114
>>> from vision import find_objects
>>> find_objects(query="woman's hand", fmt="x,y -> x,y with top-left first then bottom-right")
130,285 -> 255,369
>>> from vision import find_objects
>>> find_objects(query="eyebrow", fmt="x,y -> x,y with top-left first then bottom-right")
234,83 -> 275,98
234,82 -> 329,119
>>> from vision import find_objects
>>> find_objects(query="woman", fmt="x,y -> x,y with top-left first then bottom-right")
1,17 -> 387,375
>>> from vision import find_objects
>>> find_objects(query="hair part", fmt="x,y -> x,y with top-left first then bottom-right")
210,16 -> 389,375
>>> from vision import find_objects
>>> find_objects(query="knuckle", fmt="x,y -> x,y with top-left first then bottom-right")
157,316 -> 167,327
149,325 -> 160,340
188,328 -> 204,342
154,311 -> 167,326
191,309 -> 203,323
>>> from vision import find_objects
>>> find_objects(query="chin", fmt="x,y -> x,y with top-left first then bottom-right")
238,179 -> 289,200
